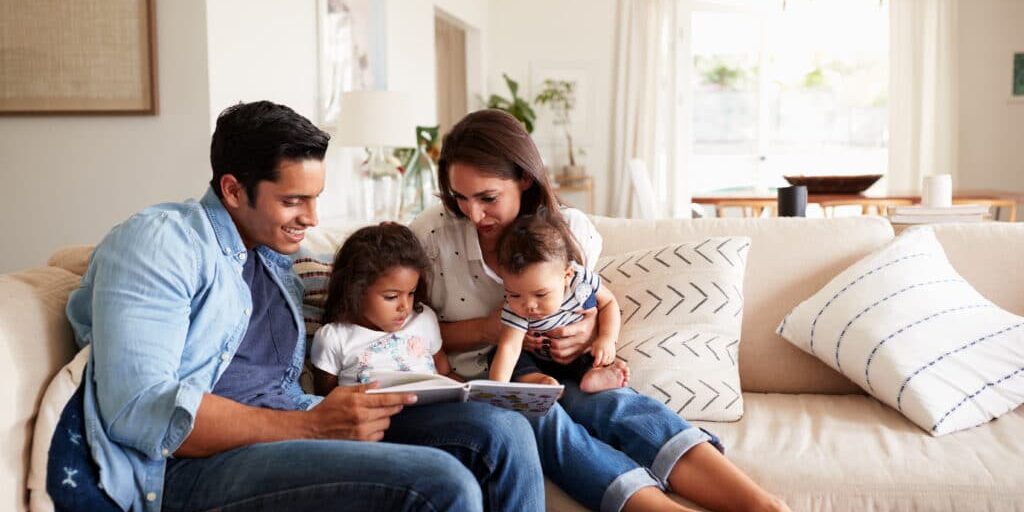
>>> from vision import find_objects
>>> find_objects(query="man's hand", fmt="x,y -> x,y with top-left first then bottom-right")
309,383 -> 417,442
525,308 -> 599,364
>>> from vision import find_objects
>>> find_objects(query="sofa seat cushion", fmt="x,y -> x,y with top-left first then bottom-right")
694,393 -> 1024,511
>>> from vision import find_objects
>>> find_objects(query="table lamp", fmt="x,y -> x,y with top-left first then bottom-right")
334,90 -> 417,221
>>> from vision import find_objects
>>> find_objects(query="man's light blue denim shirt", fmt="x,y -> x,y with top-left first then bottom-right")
66,188 -> 322,511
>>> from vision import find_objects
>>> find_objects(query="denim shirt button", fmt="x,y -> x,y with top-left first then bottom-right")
237,251 -> 247,262
220,352 -> 230,362
243,307 -> 251,316
146,492 -> 157,502
161,448 -> 170,457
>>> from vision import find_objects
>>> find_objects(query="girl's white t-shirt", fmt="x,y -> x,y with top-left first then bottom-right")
310,306 -> 443,385
409,203 -> 603,378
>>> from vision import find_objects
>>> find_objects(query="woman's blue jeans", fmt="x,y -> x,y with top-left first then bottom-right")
531,380 -> 723,512
163,401 -> 544,512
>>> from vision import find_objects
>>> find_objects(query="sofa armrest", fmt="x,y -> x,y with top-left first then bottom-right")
46,245 -> 94,277
0,267 -> 82,511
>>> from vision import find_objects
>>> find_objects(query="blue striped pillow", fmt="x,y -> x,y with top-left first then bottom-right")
778,227 -> 1024,436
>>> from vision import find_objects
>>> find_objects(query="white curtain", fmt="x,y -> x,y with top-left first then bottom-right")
610,0 -> 684,218
888,0 -> 959,194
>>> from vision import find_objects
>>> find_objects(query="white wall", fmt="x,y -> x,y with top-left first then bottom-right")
957,0 -> 1024,192
206,0 -> 319,125
486,0 -> 617,215
0,0 -> 212,273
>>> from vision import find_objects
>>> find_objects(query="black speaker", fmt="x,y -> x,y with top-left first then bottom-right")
778,185 -> 807,217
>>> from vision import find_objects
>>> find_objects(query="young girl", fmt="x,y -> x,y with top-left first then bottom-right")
490,213 -> 630,393
311,222 -> 452,394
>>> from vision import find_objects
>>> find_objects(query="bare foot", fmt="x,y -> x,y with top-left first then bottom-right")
515,372 -> 560,387
580,360 -> 630,393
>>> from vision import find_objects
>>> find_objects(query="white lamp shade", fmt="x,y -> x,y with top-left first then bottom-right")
333,90 -> 417,148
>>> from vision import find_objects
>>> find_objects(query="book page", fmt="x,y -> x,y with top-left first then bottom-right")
466,380 -> 564,417
365,371 -> 467,406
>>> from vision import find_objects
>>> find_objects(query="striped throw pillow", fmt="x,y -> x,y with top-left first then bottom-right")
778,227 -> 1024,436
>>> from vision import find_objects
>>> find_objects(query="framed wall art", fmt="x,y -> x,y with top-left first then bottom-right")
0,0 -> 157,115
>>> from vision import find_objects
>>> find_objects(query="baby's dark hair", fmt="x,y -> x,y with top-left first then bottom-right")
321,222 -> 430,325
496,213 -> 583,275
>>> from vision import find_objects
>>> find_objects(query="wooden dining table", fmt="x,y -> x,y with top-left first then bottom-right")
692,189 -> 1024,219
692,189 -> 1024,205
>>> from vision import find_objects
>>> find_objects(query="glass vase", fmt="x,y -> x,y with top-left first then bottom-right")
399,126 -> 440,221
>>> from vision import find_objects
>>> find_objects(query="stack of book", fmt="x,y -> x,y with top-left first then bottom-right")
888,204 -> 989,224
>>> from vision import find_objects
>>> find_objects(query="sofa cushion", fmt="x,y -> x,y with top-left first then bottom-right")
598,238 -> 749,421
777,227 -> 1024,435
27,346 -> 90,512
695,393 -> 1024,510
591,216 -> 894,395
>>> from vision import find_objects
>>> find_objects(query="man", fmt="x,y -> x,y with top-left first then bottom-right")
63,101 -> 543,511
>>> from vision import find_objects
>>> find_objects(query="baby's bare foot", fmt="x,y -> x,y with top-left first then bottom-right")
516,372 -> 560,387
580,360 -> 630,393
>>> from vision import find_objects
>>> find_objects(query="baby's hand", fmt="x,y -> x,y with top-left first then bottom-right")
591,338 -> 616,367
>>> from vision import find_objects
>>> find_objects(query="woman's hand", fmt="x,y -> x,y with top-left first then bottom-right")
526,308 -> 598,364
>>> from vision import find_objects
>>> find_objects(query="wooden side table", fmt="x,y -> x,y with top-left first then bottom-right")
554,176 -> 595,213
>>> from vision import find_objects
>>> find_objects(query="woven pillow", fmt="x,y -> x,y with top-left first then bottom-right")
777,227 -> 1024,436
599,237 -> 750,421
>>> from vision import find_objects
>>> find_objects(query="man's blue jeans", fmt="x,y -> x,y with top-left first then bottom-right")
163,401 -> 543,512
531,381 -> 723,512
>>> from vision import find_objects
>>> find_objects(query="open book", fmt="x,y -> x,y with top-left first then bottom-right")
366,371 -> 563,416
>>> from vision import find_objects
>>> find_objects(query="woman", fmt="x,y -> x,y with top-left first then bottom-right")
410,109 -> 787,512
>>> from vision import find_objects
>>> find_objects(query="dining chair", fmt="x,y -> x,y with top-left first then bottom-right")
627,159 -> 659,219
712,198 -> 778,218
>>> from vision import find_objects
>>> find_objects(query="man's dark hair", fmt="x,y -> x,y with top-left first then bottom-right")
322,223 -> 431,326
209,101 -> 330,203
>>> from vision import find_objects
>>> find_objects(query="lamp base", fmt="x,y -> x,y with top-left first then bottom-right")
361,146 -> 403,221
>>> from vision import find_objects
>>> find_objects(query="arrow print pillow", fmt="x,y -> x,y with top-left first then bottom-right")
598,237 -> 751,421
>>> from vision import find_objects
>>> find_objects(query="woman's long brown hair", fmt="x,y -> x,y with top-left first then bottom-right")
437,109 -> 584,263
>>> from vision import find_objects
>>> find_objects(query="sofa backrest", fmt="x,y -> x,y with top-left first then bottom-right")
592,216 -> 892,394
592,216 -> 1024,395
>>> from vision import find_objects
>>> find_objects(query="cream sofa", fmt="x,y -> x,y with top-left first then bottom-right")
4,217 -> 1024,511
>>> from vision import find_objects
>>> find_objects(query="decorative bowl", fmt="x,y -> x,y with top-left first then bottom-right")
783,174 -> 883,195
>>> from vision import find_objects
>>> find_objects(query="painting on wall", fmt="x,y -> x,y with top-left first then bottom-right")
317,0 -> 377,126
0,0 -> 157,115
1013,52 -> 1024,101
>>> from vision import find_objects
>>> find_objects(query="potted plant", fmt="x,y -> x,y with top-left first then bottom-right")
486,73 -> 537,134
534,78 -> 584,182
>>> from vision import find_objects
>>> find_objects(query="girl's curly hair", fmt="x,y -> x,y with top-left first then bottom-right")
321,222 -> 431,325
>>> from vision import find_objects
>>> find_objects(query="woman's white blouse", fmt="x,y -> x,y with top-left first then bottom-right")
409,203 -> 603,378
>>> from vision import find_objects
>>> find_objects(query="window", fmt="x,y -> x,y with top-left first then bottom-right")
683,0 -> 889,194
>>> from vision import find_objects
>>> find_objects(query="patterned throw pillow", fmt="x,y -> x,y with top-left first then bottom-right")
598,237 -> 751,422
292,248 -> 333,336
777,227 -> 1024,436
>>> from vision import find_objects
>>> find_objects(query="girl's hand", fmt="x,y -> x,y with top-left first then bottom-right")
541,308 -> 598,364
591,337 -> 616,367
